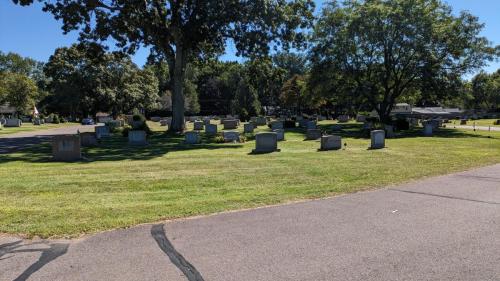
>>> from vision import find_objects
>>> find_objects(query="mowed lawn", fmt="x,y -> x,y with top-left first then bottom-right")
0,122 -> 81,136
0,121 -> 499,238
448,118 -> 500,127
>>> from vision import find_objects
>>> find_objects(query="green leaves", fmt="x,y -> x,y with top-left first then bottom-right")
310,0 -> 498,122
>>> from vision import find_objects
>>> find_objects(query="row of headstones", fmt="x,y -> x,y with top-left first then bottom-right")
251,130 -> 387,153
185,118 -> 317,144
52,122 -> 148,161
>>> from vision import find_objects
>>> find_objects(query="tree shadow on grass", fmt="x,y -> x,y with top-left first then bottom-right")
0,132 -> 244,164
314,123 -> 500,140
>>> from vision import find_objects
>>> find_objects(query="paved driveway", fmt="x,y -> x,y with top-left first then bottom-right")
0,125 -> 95,154
1,164 -> 499,281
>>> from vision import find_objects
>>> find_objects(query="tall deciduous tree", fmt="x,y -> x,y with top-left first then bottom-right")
470,71 -> 500,111
310,0 -> 498,124
15,0 -> 315,131
44,44 -> 159,118
0,72 -> 38,115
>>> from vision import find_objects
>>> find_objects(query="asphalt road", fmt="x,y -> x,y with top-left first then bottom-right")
0,125 -> 95,154
1,164 -> 499,281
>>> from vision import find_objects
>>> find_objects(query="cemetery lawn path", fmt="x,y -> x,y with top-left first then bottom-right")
0,121 -> 499,238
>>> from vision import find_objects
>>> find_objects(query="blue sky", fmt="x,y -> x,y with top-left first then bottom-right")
1,0 -> 499,76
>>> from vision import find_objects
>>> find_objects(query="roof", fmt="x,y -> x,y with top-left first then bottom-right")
412,107 -> 450,115
0,104 -> 16,114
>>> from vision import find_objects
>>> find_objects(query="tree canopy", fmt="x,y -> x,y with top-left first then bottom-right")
15,0 -> 315,131
43,44 -> 159,118
309,0 -> 499,123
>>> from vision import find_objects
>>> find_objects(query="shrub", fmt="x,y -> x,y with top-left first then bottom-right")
284,120 -> 296,128
121,125 -> 132,137
52,114 -> 60,124
394,118 -> 409,131
133,114 -> 145,122
213,135 -> 225,143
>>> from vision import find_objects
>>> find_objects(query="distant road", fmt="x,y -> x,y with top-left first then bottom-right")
0,125 -> 95,153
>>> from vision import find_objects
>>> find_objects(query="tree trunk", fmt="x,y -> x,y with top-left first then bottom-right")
169,44 -> 186,132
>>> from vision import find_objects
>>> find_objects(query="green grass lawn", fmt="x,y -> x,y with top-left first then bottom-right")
0,122 -> 81,136
1,121 -> 499,238
448,118 -> 500,127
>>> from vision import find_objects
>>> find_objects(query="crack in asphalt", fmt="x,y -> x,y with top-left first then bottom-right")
390,189 -> 500,205
151,224 -> 205,281
454,174 -> 500,183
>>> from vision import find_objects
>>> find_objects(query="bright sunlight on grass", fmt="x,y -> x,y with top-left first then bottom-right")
0,121 -> 499,238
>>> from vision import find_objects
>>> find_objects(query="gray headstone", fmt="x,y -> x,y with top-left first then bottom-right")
252,132 -> 280,153
306,121 -> 317,130
5,118 -> 22,127
193,121 -> 204,131
150,116 -> 161,122
320,135 -> 342,151
95,126 -> 110,139
370,130 -> 385,149
298,119 -> 309,128
52,135 -> 81,161
338,115 -> 350,123
270,121 -> 283,130
423,123 -> 433,136
244,123 -> 254,134
205,124 -> 218,135
273,129 -> 285,141
255,117 -> 267,126
306,129 -> 322,140
223,131 -> 240,142
80,132 -> 97,147
223,119 -> 239,130
128,130 -> 147,145
384,125 -> 395,138
185,131 -> 200,144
